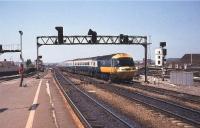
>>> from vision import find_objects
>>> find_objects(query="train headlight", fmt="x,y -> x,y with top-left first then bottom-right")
117,68 -> 122,72
117,67 -> 133,72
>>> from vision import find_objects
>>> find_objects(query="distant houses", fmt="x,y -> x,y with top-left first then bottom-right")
167,54 -> 200,69
165,54 -> 200,77
0,59 -> 18,76
154,46 -> 200,69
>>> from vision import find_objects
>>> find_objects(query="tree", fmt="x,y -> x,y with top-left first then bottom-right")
26,59 -> 33,67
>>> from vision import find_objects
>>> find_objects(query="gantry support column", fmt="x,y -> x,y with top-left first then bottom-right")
143,37 -> 148,83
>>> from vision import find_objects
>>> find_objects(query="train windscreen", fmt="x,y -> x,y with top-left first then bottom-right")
113,58 -> 135,67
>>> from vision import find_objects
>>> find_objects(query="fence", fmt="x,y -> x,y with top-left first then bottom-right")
170,71 -> 193,86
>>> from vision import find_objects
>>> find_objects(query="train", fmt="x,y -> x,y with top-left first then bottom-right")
63,53 -> 137,81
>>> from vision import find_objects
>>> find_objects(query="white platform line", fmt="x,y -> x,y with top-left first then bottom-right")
46,81 -> 59,128
25,79 -> 42,128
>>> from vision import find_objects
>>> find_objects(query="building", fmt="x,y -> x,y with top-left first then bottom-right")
0,60 -> 18,76
167,54 -> 200,69
155,48 -> 164,66
180,54 -> 200,67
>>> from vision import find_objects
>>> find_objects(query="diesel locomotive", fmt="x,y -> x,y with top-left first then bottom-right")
64,53 -> 136,81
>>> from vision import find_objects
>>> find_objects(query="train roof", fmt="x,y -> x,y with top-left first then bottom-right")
70,53 -> 131,61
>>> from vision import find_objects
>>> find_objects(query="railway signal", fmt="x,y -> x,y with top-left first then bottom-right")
55,26 -> 63,44
88,29 -> 97,43
0,45 -> 2,52
38,55 -> 42,59
160,42 -> 167,81
119,34 -> 129,43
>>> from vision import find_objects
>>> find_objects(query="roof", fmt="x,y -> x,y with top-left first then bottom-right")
180,54 -> 200,65
69,53 -> 131,61
167,58 -> 180,63
167,54 -> 200,66
73,53 -> 117,61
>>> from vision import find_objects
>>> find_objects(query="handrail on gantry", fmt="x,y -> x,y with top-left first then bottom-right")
0,44 -> 21,53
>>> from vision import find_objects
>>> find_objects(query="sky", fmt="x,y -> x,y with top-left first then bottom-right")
0,0 -> 200,63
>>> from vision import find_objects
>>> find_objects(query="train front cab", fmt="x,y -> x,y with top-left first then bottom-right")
100,53 -> 136,81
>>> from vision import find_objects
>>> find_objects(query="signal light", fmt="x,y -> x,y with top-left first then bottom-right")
0,45 -> 2,52
55,27 -> 63,44
123,35 -> 129,43
163,48 -> 167,56
38,55 -> 42,59
160,42 -> 166,47
88,29 -> 97,43
119,34 -> 129,43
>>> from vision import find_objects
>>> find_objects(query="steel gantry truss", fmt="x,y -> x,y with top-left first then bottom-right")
0,44 -> 21,53
37,35 -> 147,46
36,35 -> 150,82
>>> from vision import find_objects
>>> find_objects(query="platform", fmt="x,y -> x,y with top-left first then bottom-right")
0,71 -> 82,128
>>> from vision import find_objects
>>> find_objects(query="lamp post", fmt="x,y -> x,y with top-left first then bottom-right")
19,30 -> 23,62
19,30 -> 24,87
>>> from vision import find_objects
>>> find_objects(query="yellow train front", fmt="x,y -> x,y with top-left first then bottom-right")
98,53 -> 136,81
64,53 -> 137,82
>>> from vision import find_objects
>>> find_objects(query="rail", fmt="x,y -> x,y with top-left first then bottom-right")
65,72 -> 200,127
53,68 -> 134,128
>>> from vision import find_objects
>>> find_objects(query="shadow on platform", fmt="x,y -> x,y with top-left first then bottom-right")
0,108 -> 8,113
28,103 -> 39,111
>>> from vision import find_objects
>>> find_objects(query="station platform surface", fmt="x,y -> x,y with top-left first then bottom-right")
0,71 -> 82,128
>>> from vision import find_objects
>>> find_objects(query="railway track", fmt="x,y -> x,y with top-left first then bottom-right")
63,70 -> 200,105
124,82 -> 200,104
62,71 -> 200,127
53,69 -> 134,128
